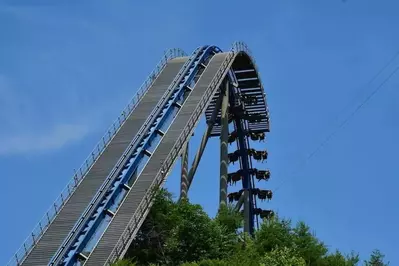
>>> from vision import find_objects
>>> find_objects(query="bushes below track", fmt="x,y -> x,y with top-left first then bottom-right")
112,189 -> 388,266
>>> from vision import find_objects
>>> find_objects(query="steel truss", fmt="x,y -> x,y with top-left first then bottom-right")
180,70 -> 272,235
9,42 -> 271,266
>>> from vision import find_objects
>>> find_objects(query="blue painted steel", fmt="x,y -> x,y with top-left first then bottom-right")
59,45 -> 222,266
244,123 -> 259,230
227,70 -> 239,86
235,117 -> 255,235
48,47 -> 205,266
228,68 -> 259,230
238,123 -> 255,233
227,71 -> 256,235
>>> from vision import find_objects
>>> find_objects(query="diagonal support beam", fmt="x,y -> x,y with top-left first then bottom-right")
180,142 -> 189,199
219,81 -> 229,207
234,194 -> 244,211
179,82 -> 226,200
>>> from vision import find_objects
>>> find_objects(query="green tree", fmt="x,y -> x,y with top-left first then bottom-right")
214,204 -> 243,234
181,237 -> 261,266
319,250 -> 359,266
228,235 -> 262,266
260,247 -> 306,266
126,189 -> 176,264
164,199 -> 228,264
111,259 -> 136,266
116,188 -> 387,266
254,216 -> 294,253
364,249 -> 389,266
127,189 -> 237,265
254,216 -> 360,266
292,221 -> 328,265
181,260 -> 229,266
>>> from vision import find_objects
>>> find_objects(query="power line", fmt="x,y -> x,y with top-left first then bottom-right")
330,50 -> 399,125
273,56 -> 399,193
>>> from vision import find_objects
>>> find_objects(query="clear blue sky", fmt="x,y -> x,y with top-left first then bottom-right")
1,0 -> 398,264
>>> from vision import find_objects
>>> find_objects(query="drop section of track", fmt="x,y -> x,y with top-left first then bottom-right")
53,46 -> 221,266
20,54 -> 188,266
86,52 -> 232,266
49,48 -> 201,266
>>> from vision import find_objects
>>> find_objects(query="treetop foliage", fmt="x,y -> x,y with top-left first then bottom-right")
112,189 -> 388,266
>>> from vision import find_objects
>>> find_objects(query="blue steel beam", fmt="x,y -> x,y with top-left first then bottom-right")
79,46 -> 267,265
17,54 -> 188,266
234,115 -> 255,235
9,48 -> 187,266
229,67 -> 262,231
233,77 -> 260,230
58,45 -> 222,266
227,70 -> 255,235
243,120 -> 260,230
56,53 -> 205,265
8,43 -> 269,266
86,53 -> 233,265
48,47 -> 203,266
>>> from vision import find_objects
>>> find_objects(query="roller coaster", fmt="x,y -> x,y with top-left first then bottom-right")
8,42 -> 272,266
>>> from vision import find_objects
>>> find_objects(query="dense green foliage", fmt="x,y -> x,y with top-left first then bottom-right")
113,189 -> 388,266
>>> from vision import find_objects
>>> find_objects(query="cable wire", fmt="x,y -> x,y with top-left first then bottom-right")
274,57 -> 399,193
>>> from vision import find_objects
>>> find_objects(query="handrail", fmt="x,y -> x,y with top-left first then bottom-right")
7,48 -> 186,266
49,46 -> 203,265
231,41 -> 270,127
106,43 -> 269,264
107,49 -> 238,264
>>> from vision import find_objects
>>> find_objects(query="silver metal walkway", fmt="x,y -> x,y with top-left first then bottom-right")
21,58 -> 188,266
11,42 -> 269,266
86,53 -> 236,265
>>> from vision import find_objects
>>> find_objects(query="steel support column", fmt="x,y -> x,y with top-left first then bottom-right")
219,81 -> 229,207
237,123 -> 253,235
234,194 -> 244,211
179,84 -> 226,200
230,91 -> 254,236
180,142 -> 189,199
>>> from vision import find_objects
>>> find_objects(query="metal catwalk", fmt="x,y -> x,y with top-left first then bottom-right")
8,42 -> 271,266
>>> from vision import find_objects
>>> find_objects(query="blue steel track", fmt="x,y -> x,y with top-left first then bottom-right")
53,45 -> 223,266
8,42 -> 270,266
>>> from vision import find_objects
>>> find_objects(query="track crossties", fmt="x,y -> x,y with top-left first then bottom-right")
205,52 -> 269,137
9,43 -> 271,266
